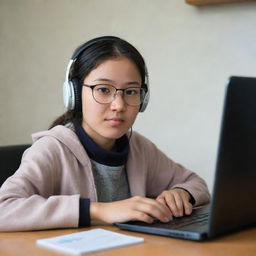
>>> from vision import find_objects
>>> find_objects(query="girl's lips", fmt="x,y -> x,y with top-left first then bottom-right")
106,118 -> 124,125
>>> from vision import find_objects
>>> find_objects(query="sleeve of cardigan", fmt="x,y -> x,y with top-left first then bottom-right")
149,144 -> 210,206
131,132 -> 210,206
0,137 -> 80,231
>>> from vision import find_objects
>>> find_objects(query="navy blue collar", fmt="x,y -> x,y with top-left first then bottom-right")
74,124 -> 129,167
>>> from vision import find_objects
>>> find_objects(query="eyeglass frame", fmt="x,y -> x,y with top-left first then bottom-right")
83,83 -> 147,106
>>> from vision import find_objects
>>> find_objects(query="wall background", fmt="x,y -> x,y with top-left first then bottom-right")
1,0 -> 256,191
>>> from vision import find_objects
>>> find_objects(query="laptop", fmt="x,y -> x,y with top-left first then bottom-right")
116,76 -> 256,241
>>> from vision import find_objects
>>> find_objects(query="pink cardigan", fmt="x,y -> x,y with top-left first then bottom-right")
0,125 -> 210,231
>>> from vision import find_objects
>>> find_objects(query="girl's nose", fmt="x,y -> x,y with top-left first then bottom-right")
110,91 -> 126,112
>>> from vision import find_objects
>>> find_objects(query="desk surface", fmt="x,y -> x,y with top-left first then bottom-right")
0,225 -> 256,256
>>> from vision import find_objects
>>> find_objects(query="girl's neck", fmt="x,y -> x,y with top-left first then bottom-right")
82,123 -> 116,152
99,139 -> 116,152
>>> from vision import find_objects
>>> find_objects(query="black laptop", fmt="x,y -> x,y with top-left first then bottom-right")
116,76 -> 256,241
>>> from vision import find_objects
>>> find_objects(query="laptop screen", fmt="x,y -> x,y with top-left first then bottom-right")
209,76 -> 256,237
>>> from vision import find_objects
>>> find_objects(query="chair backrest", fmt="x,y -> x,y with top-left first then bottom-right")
0,144 -> 31,187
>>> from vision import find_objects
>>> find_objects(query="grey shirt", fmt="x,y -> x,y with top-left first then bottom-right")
91,160 -> 131,202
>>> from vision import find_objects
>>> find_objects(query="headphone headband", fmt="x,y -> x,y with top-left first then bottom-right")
71,36 -> 121,60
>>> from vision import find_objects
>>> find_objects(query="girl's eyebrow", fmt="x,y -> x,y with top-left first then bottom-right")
93,78 -> 141,86
126,81 -> 141,86
93,78 -> 114,83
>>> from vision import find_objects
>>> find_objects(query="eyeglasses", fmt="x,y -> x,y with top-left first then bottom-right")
83,84 -> 146,106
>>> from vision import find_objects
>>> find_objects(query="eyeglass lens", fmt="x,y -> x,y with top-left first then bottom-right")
92,84 -> 145,105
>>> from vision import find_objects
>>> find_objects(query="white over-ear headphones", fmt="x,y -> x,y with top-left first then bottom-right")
62,36 -> 150,112
63,59 -> 76,110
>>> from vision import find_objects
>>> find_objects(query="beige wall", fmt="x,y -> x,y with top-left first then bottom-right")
1,0 -> 256,190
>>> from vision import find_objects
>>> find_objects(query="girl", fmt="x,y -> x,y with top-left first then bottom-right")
0,36 -> 210,231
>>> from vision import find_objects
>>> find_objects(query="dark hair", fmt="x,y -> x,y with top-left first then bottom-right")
49,36 -> 148,129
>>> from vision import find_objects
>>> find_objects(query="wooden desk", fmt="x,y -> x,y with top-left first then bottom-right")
0,225 -> 256,256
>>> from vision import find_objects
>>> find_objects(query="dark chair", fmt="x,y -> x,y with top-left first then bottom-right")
0,144 -> 31,187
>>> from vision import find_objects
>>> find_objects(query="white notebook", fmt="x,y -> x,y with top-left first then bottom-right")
36,228 -> 144,255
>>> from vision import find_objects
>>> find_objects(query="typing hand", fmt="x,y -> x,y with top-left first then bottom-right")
156,189 -> 192,219
90,196 -> 173,224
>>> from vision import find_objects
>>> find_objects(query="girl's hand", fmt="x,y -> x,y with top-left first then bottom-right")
156,189 -> 193,219
90,196 -> 173,224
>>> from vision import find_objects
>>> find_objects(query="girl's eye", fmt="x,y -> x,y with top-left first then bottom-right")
126,89 -> 139,96
96,87 -> 111,94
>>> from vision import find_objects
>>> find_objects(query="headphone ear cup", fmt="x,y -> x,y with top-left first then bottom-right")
139,84 -> 150,112
72,78 -> 82,111
63,80 -> 75,110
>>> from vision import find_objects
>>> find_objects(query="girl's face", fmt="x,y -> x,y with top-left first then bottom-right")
81,57 -> 142,150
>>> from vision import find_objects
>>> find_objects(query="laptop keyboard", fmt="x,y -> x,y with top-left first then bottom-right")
152,209 -> 209,229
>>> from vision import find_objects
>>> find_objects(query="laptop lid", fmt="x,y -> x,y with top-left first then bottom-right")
208,76 -> 256,238
116,76 -> 256,240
